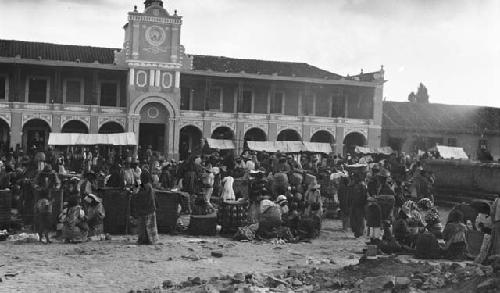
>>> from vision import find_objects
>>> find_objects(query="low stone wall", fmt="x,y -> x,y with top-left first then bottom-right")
424,159 -> 500,194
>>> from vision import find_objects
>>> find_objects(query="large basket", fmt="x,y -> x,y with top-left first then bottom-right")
218,201 -> 248,235
155,190 -> 180,234
99,188 -> 130,235
189,213 -> 217,236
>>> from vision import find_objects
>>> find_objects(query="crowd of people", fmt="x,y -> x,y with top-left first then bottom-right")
0,144 -> 499,265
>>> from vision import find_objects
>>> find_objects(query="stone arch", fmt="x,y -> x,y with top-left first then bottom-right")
22,118 -> 51,151
277,129 -> 301,141
98,121 -> 125,134
61,120 -> 89,134
129,93 -> 179,118
179,125 -> 203,161
343,131 -> 367,155
244,127 -> 267,142
179,121 -> 203,133
311,130 -> 335,144
211,126 -> 234,140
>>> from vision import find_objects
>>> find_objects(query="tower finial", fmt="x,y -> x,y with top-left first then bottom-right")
144,0 -> 163,9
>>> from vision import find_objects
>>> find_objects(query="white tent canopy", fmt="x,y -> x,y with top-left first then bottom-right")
205,138 -> 235,150
429,145 -> 469,160
247,141 -> 332,153
48,132 -> 137,146
355,146 -> 394,155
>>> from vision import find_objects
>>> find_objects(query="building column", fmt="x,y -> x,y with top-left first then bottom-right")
268,122 -> 278,142
335,125 -> 345,156
368,126 -> 382,148
10,112 -> 22,150
52,115 -> 61,133
171,118 -> 180,160
90,106 -> 100,134
236,121 -> 245,155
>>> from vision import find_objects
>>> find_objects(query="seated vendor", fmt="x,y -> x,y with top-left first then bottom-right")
442,209 -> 469,260
83,194 -> 105,238
62,196 -> 88,243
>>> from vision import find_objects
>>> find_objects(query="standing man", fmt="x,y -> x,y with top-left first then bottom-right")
349,171 -> 368,238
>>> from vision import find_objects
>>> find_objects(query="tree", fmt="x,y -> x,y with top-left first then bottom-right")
408,92 -> 416,103
415,83 -> 429,104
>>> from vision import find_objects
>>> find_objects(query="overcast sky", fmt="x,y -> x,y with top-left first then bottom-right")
0,0 -> 498,107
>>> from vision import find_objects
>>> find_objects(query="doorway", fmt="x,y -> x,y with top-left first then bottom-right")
139,123 -> 165,152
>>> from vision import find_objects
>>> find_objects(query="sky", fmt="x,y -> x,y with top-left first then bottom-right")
0,0 -> 499,107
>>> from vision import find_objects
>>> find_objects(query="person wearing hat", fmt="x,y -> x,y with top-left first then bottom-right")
304,183 -> 323,218
276,194 -> 289,219
83,194 -> 105,238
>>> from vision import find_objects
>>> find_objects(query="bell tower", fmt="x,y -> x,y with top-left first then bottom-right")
116,0 -> 192,159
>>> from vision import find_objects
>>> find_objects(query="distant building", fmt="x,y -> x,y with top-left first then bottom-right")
382,101 -> 500,160
0,0 -> 385,159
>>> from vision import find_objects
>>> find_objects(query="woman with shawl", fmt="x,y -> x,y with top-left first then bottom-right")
132,171 -> 159,245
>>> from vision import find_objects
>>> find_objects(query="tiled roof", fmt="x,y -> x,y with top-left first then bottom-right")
383,101 -> 500,133
0,39 -> 117,64
190,55 -> 343,80
0,39 -> 349,80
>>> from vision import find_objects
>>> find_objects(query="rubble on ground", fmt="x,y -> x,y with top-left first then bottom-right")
130,256 -> 500,293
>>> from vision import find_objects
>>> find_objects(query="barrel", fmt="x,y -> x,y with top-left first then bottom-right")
99,187 -> 129,234
218,201 -> 248,234
155,190 -> 180,234
0,189 -> 12,227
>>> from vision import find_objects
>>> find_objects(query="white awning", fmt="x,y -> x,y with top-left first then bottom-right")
48,132 -> 137,146
205,138 -> 235,149
247,141 -> 279,152
302,142 -> 332,153
355,145 -> 394,155
429,145 -> 468,160
247,141 -> 332,153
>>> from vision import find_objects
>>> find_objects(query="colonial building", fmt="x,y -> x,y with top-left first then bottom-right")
0,0 -> 384,160
382,101 -> 500,160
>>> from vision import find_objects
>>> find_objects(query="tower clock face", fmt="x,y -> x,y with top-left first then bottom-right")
145,25 -> 166,46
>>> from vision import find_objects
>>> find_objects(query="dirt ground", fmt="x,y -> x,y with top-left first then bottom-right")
0,219 -> 365,293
